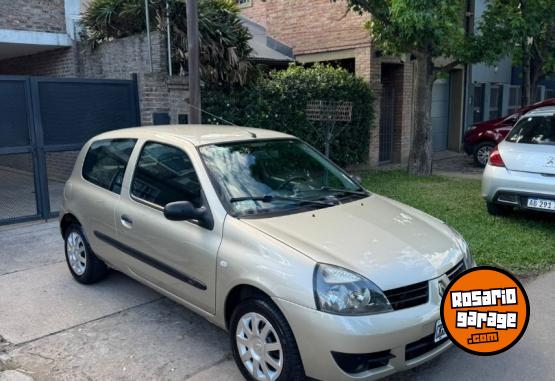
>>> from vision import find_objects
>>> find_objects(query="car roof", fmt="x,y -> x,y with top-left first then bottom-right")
93,125 -> 294,146
523,105 -> 555,117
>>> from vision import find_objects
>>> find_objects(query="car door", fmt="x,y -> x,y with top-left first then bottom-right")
74,138 -> 137,266
114,140 -> 221,314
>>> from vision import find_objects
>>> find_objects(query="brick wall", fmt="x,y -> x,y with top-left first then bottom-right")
0,0 -> 66,33
79,33 -> 166,79
0,47 -> 78,77
241,0 -> 370,55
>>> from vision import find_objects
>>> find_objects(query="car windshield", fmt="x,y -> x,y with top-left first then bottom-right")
506,115 -> 555,145
199,139 -> 367,216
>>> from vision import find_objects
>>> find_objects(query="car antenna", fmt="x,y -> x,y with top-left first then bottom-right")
246,130 -> 257,138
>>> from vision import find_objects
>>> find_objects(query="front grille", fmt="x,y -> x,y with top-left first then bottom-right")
405,334 -> 448,361
446,260 -> 466,281
332,350 -> 394,374
384,281 -> 429,311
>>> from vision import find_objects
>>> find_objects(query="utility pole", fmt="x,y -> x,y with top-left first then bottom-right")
144,0 -> 153,72
186,0 -> 201,124
166,0 -> 172,76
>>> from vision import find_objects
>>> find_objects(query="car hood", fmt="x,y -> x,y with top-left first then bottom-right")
242,194 -> 464,291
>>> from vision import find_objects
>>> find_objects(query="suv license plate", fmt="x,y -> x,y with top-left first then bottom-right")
434,320 -> 447,343
527,198 -> 555,211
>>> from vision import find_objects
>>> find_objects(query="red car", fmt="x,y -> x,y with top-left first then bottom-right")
464,98 -> 555,167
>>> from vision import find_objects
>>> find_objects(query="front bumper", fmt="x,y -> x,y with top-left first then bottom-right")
274,277 -> 451,381
482,165 -> 555,211
463,141 -> 474,155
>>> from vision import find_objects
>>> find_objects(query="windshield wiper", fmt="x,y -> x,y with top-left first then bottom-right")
298,187 -> 368,196
229,194 -> 335,207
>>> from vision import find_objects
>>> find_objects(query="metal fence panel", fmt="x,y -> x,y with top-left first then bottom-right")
0,79 -> 32,148
0,153 -> 38,222
0,75 -> 140,225
37,79 -> 139,146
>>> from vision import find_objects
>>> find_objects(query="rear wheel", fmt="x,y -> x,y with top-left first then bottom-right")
473,142 -> 495,167
230,298 -> 304,381
486,202 -> 513,216
64,224 -> 108,284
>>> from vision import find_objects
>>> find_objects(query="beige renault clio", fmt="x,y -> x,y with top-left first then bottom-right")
60,125 -> 474,381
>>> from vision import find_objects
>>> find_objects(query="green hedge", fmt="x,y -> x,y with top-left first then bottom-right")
202,64 -> 374,166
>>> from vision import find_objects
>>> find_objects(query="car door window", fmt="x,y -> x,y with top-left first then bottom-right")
82,139 -> 137,194
131,142 -> 202,207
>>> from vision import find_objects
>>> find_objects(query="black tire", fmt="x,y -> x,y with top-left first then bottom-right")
229,298 -> 305,381
473,142 -> 495,167
64,224 -> 108,284
486,202 -> 512,216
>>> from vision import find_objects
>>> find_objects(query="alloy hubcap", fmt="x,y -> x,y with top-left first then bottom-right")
477,146 -> 491,165
66,232 -> 87,275
236,312 -> 283,381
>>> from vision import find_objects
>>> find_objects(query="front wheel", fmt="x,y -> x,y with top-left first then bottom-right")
473,142 -> 495,167
230,298 -> 305,381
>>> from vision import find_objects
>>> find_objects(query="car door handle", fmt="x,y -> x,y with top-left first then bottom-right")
120,215 -> 133,228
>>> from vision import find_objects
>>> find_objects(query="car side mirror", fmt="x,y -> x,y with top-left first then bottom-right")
164,201 -> 213,229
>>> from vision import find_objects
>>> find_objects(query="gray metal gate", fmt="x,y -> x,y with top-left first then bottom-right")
0,75 -> 140,225
379,86 -> 395,163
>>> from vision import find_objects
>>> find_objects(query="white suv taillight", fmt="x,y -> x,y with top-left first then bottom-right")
488,147 -> 505,167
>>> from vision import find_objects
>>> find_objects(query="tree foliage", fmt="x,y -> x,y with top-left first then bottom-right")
343,0 -> 475,70
202,64 -> 374,167
336,0 -> 493,175
82,0 -> 254,84
477,0 -> 555,103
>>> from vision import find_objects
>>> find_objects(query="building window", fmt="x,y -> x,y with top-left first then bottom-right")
507,85 -> 521,114
489,85 -> 502,120
236,0 -> 252,8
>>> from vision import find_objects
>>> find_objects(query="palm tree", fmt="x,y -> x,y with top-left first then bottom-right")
82,0 -> 254,85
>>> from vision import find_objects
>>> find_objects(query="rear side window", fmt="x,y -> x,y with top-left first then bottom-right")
82,139 -> 137,194
507,115 -> 555,145
131,142 -> 202,207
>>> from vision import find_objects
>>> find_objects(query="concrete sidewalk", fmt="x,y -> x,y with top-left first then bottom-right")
0,221 -> 553,380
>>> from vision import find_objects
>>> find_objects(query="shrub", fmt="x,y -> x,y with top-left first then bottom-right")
202,64 -> 374,166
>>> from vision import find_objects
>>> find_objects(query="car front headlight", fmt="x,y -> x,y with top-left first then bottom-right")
448,226 -> 476,269
314,264 -> 393,316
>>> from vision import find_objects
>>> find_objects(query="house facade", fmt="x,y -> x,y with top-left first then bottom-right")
239,0 -> 470,165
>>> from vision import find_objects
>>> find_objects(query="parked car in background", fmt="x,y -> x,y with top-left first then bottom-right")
482,106 -> 555,216
60,125 -> 474,381
464,98 -> 555,167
